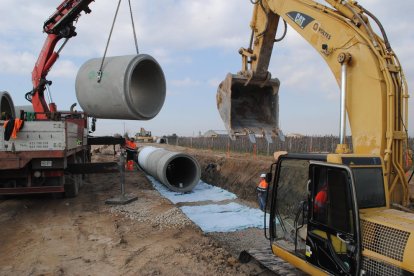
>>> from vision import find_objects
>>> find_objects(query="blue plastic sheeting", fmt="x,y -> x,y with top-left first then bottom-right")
146,175 -> 265,232
180,202 -> 265,233
147,176 -> 237,204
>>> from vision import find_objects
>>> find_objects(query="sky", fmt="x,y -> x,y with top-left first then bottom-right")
0,0 -> 413,137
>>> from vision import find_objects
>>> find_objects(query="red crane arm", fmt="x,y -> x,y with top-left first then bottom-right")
30,0 -> 94,118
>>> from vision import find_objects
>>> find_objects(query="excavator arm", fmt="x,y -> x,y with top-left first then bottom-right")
217,0 -> 409,204
29,0 -> 94,119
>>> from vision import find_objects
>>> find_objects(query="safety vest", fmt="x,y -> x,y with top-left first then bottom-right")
257,179 -> 268,192
125,139 -> 137,151
3,118 -> 24,141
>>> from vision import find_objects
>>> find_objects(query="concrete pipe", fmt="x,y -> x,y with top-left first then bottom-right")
14,105 -> 34,117
75,54 -> 166,120
138,146 -> 201,193
0,91 -> 16,118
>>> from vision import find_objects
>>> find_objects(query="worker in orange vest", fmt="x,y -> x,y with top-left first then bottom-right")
257,173 -> 268,211
314,183 -> 328,223
2,113 -> 24,141
125,137 -> 137,171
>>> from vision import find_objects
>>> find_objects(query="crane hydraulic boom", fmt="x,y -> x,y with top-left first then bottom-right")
28,0 -> 94,119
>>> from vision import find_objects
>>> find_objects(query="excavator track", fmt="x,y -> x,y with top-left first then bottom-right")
239,247 -> 305,275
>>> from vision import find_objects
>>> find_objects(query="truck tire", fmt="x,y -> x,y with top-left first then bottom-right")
65,155 -> 83,197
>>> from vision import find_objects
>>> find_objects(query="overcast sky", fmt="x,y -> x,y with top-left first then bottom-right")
0,0 -> 413,137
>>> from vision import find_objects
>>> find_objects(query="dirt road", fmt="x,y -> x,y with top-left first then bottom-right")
0,153 -> 269,276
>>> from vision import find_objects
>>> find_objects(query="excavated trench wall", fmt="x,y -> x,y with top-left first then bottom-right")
191,152 -> 273,203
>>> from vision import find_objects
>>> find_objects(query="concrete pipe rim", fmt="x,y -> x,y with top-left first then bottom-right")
161,153 -> 201,193
0,91 -> 16,118
124,54 -> 166,120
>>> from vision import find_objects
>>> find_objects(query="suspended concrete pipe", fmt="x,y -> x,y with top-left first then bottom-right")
138,146 -> 201,193
0,91 -> 16,118
75,54 -> 166,120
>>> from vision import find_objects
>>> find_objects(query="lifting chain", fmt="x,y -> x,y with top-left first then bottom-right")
97,0 -> 139,82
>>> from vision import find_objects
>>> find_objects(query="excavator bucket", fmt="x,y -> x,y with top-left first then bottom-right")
216,73 -> 283,143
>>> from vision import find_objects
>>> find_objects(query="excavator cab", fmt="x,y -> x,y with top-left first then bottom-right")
268,154 -> 362,275
216,73 -> 283,142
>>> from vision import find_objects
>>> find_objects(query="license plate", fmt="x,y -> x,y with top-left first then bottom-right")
40,160 -> 52,167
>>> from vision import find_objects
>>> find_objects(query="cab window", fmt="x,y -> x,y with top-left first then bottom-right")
312,167 -> 353,233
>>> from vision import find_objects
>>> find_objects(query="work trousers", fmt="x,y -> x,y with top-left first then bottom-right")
257,191 -> 267,211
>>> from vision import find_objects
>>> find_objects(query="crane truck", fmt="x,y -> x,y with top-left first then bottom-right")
0,0 -> 125,197
217,0 -> 414,275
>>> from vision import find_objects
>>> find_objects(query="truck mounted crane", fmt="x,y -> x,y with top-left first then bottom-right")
217,0 -> 414,274
0,0 -> 166,199
0,0 -> 125,197
28,0 -> 93,119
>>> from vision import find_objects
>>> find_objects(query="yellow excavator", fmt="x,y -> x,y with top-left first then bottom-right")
217,0 -> 414,274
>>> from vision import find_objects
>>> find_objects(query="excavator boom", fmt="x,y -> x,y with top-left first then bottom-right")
219,0 -> 413,275
217,0 -> 409,204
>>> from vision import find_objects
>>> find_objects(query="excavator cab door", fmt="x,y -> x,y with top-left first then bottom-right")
269,158 -> 361,275
305,162 -> 361,275
216,73 -> 282,141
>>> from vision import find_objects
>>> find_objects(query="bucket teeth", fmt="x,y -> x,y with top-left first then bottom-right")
216,73 -> 282,143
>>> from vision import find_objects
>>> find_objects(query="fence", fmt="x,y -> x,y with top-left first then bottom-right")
167,135 -> 414,157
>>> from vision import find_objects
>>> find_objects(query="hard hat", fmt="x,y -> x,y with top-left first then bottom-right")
260,173 -> 266,178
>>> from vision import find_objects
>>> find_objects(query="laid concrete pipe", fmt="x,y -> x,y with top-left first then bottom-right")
138,146 -> 201,193
0,91 -> 16,118
75,54 -> 166,120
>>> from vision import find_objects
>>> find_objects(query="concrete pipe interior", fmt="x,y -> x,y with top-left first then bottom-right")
165,156 -> 199,189
129,59 -> 165,119
0,92 -> 16,118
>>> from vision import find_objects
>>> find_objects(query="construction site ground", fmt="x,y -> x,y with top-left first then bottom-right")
1,143 -> 413,276
0,144 -> 275,276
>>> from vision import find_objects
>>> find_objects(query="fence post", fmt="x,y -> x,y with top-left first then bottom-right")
227,137 -> 230,158
310,136 -> 313,152
253,144 -> 257,160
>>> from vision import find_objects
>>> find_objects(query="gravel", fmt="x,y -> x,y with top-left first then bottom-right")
109,196 -> 194,230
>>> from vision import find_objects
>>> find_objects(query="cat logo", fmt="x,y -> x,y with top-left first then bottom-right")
287,11 -> 314,29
